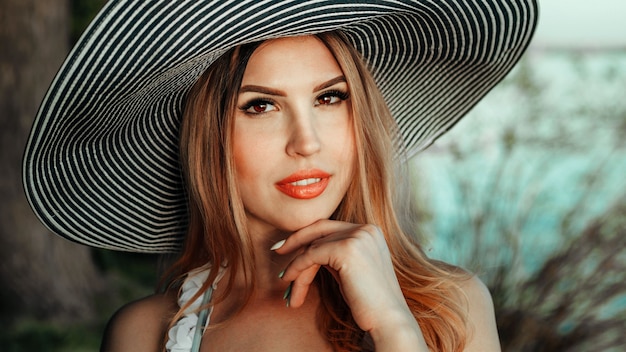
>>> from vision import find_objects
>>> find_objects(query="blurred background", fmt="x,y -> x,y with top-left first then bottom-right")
1,0 -> 624,351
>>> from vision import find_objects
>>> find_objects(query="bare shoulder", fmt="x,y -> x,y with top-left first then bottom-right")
101,291 -> 178,352
458,275 -> 501,351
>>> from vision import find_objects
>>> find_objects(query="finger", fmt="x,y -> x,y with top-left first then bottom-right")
287,264 -> 320,308
282,226 -> 391,285
273,219 -> 355,254
281,239 -> 339,282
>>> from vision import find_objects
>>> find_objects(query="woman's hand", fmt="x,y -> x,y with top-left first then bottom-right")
272,219 -> 428,351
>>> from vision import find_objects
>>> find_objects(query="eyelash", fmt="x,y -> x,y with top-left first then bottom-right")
316,90 -> 350,106
239,90 -> 350,115
239,98 -> 276,114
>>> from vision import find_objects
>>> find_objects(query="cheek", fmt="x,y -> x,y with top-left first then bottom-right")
342,134 -> 357,181
233,123 -> 276,183
332,113 -> 356,166
233,130 -> 256,181
341,117 -> 357,183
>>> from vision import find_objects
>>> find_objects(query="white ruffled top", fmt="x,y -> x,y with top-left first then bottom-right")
166,265 -> 224,352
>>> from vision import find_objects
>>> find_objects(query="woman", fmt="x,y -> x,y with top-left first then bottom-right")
22,1 -> 538,351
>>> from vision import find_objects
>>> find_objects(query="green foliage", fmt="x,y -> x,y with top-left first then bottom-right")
1,249 -> 161,351
0,251 -> 162,351
496,199 -> 626,351
11,1 -> 626,348
414,51 -> 626,350
71,0 -> 107,43
0,319 -> 102,352
91,249 -> 162,289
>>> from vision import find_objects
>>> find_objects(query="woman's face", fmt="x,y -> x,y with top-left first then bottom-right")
233,35 -> 355,236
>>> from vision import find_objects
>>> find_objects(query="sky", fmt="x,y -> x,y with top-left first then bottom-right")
531,0 -> 626,49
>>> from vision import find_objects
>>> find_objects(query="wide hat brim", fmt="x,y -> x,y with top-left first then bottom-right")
23,0 -> 538,253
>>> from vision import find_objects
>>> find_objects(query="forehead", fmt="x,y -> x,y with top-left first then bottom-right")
241,35 -> 344,86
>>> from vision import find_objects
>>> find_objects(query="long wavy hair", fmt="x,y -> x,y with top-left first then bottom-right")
167,31 -> 469,351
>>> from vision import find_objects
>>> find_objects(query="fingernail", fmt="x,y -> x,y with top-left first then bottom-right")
278,269 -> 285,278
270,239 -> 286,251
283,282 -> 292,302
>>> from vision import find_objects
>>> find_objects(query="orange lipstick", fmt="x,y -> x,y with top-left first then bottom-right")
275,169 -> 331,199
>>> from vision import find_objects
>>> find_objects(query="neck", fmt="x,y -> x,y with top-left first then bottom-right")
228,224 -> 295,298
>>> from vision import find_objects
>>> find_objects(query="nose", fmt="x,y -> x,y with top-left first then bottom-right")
286,108 -> 321,157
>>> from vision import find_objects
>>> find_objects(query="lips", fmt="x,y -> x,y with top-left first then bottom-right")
275,169 -> 331,199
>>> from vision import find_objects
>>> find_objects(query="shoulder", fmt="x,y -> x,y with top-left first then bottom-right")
101,291 -> 178,352
458,275 -> 501,351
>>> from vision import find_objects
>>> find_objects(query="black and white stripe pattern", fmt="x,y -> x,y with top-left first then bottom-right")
23,0 -> 538,252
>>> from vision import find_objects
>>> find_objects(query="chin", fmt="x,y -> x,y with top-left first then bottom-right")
278,212 -> 334,232
280,219 -> 322,232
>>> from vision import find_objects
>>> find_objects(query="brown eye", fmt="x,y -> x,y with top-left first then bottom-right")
253,104 -> 268,113
318,96 -> 334,105
314,90 -> 349,106
241,99 -> 277,114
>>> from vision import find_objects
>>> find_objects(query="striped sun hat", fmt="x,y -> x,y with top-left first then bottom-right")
23,0 -> 538,253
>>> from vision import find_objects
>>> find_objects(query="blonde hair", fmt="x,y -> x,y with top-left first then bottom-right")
168,31 -> 468,351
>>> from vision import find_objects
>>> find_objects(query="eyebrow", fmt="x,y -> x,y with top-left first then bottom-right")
313,75 -> 346,92
239,75 -> 347,96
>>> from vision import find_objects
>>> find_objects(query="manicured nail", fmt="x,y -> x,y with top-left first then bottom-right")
283,282 -> 292,302
278,269 -> 285,278
270,239 -> 286,251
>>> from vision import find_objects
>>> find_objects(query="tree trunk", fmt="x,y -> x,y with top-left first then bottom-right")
0,0 -> 105,323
